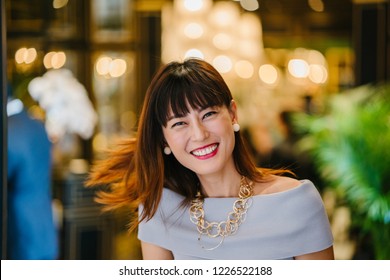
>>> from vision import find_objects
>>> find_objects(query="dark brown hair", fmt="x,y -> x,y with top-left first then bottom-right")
86,58 -> 285,231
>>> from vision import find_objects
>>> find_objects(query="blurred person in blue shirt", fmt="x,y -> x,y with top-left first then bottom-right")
6,84 -> 58,259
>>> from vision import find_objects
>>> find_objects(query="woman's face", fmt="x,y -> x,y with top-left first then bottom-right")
162,101 -> 238,177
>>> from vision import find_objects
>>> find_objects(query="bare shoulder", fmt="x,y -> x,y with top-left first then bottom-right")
254,175 -> 302,195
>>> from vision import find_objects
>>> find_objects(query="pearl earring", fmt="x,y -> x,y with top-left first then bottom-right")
163,146 -> 172,155
233,123 -> 240,132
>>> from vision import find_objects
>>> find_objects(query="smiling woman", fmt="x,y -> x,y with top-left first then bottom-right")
162,103 -> 237,179
85,58 -> 334,260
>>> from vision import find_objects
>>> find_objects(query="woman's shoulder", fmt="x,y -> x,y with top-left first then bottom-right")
253,175 -> 308,196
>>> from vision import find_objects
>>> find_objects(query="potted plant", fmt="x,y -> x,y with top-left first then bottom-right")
293,83 -> 390,259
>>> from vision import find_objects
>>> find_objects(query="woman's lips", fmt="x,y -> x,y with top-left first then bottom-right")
191,144 -> 219,159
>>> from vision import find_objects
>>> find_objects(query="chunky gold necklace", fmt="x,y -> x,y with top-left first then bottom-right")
189,176 -> 254,250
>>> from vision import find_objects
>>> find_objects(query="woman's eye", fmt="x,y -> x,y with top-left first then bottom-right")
203,111 -> 217,119
171,121 -> 186,128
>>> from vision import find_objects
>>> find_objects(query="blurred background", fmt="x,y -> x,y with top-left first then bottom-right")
1,0 -> 389,260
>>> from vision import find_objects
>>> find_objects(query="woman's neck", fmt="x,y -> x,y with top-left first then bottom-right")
197,171 -> 242,198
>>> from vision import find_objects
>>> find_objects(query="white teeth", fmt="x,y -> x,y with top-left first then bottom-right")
192,144 -> 217,156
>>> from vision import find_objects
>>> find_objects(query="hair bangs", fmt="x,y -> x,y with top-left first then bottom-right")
156,75 -> 228,127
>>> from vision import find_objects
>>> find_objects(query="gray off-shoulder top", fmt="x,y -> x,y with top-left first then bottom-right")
138,180 -> 333,260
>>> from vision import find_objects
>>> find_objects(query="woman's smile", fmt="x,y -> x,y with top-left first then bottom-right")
191,143 -> 219,159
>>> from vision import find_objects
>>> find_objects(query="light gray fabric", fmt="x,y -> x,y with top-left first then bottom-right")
138,180 -> 333,260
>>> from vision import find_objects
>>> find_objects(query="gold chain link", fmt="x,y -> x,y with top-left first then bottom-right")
189,176 -> 254,250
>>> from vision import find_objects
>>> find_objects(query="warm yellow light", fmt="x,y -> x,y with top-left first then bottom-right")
235,60 -> 254,79
259,64 -> 278,85
15,47 -> 37,64
15,48 -> 27,64
44,51 -> 66,69
184,22 -> 204,39
209,1 -> 240,28
212,33 -> 233,50
174,0 -> 212,14
288,59 -> 309,78
308,0 -> 324,12
92,133 -> 108,152
53,0 -> 68,9
238,40 -> 259,58
24,48 -> 37,64
51,51 -> 66,69
307,49 -> 326,65
43,52 -> 55,69
184,49 -> 204,59
238,12 -> 262,39
96,56 -> 112,76
213,55 -> 232,73
95,56 -> 127,78
309,64 -> 328,84
184,0 -> 204,12
109,59 -> 127,78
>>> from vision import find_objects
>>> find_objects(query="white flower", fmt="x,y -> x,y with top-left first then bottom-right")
28,69 -> 98,140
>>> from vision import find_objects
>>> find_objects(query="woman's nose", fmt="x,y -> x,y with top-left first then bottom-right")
190,121 -> 208,141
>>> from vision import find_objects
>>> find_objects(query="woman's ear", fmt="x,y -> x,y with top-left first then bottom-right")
230,99 -> 238,122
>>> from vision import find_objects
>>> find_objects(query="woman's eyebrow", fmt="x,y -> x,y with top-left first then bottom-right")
166,105 -> 216,122
166,113 -> 185,122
